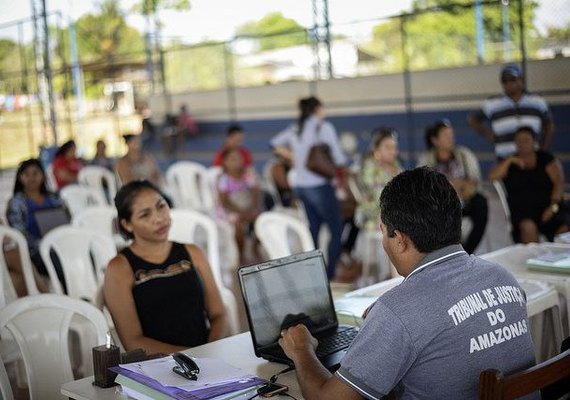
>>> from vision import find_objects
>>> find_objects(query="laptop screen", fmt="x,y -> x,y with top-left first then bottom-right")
33,206 -> 71,237
239,250 -> 337,349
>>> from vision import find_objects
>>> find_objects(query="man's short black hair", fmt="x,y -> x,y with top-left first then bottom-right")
227,124 -> 243,135
379,166 -> 462,253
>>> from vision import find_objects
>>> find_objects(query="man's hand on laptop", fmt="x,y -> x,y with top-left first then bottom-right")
278,324 -> 318,362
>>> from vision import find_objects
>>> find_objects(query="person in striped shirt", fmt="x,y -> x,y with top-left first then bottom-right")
468,64 -> 554,159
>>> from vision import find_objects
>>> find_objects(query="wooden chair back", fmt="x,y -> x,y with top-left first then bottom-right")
479,346 -> 570,399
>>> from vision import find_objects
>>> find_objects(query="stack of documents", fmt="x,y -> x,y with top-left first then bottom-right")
334,296 -> 377,326
526,251 -> 570,274
112,355 -> 266,400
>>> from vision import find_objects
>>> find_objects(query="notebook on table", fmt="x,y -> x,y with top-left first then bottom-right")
33,206 -> 71,237
526,251 -> 570,274
238,249 -> 358,370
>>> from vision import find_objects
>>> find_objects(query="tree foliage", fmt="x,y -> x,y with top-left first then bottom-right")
73,0 -> 145,62
133,0 -> 191,17
236,12 -> 307,51
364,0 -> 540,72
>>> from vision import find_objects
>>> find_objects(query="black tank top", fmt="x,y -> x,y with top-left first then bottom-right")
121,242 -> 208,347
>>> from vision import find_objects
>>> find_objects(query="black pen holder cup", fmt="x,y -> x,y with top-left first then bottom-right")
92,344 -> 120,388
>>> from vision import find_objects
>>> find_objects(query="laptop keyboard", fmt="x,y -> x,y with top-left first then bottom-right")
315,327 -> 358,358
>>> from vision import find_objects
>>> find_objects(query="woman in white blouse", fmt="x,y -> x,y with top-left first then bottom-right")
270,96 -> 348,280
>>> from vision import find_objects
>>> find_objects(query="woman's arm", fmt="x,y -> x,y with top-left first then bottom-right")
148,155 -> 163,187
273,146 -> 293,162
488,156 -> 522,181
115,158 -> 136,184
186,245 -> 228,342
103,255 -> 186,354
6,197 -> 38,250
323,122 -> 348,167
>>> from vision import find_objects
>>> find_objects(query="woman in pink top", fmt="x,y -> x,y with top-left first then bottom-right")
216,148 -> 262,263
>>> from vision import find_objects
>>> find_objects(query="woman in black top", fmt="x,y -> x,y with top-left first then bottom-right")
489,126 -> 569,243
104,180 -> 227,354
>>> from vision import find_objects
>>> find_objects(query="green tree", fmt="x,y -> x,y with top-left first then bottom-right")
74,0 -> 145,62
0,39 -> 25,93
364,0 -> 539,73
236,12 -> 307,51
544,24 -> 570,42
164,41 -> 226,92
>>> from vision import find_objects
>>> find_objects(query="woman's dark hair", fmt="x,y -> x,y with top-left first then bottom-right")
114,179 -> 172,239
54,140 -> 76,158
380,166 -> 462,253
424,119 -> 452,150
13,158 -> 48,195
227,124 -> 243,136
514,126 -> 536,139
297,96 -> 322,136
122,133 -> 138,143
371,127 -> 398,150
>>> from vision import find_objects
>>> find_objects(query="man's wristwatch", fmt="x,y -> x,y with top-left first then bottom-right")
551,202 -> 560,214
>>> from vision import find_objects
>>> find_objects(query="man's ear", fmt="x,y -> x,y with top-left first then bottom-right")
393,230 -> 409,253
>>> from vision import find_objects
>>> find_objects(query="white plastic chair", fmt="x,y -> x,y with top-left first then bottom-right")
78,165 -> 118,206
168,209 -> 240,334
0,352 -> 14,400
0,226 -> 41,306
206,165 -> 223,193
72,206 -> 128,250
59,184 -> 107,218
0,294 -> 108,400
44,163 -> 58,192
254,211 -> 316,259
261,159 -> 283,209
39,225 -> 116,302
165,161 -> 215,212
493,180 -> 512,235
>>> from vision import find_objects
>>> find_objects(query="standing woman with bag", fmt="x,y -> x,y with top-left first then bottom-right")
270,96 -> 348,280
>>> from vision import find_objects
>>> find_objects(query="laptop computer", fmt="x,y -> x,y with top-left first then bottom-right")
33,206 -> 71,237
238,249 -> 358,370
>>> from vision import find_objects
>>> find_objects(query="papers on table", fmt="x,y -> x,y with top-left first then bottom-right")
112,355 -> 266,400
526,251 -> 570,274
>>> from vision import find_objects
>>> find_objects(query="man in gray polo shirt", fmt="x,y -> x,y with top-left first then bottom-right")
279,167 -> 536,399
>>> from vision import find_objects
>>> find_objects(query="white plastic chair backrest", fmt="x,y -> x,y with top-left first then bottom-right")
59,184 -> 107,218
72,206 -> 118,239
39,225 -> 116,302
206,165 -> 223,191
0,252 -> 13,309
0,294 -> 107,400
165,161 -> 215,212
78,165 -> 117,205
168,209 -> 222,287
492,180 -> 512,233
261,159 -> 282,208
168,209 -> 239,334
0,352 -> 15,400
0,226 -> 40,306
254,211 -> 315,259
44,163 -> 58,192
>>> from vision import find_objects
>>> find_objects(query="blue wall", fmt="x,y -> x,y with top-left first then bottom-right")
184,103 -> 569,179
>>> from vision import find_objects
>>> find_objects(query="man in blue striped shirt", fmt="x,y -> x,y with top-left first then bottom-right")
468,64 -> 554,159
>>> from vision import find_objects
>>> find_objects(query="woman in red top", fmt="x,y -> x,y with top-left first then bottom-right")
52,140 -> 84,189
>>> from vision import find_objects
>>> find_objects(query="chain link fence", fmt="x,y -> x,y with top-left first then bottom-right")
0,0 -> 568,169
